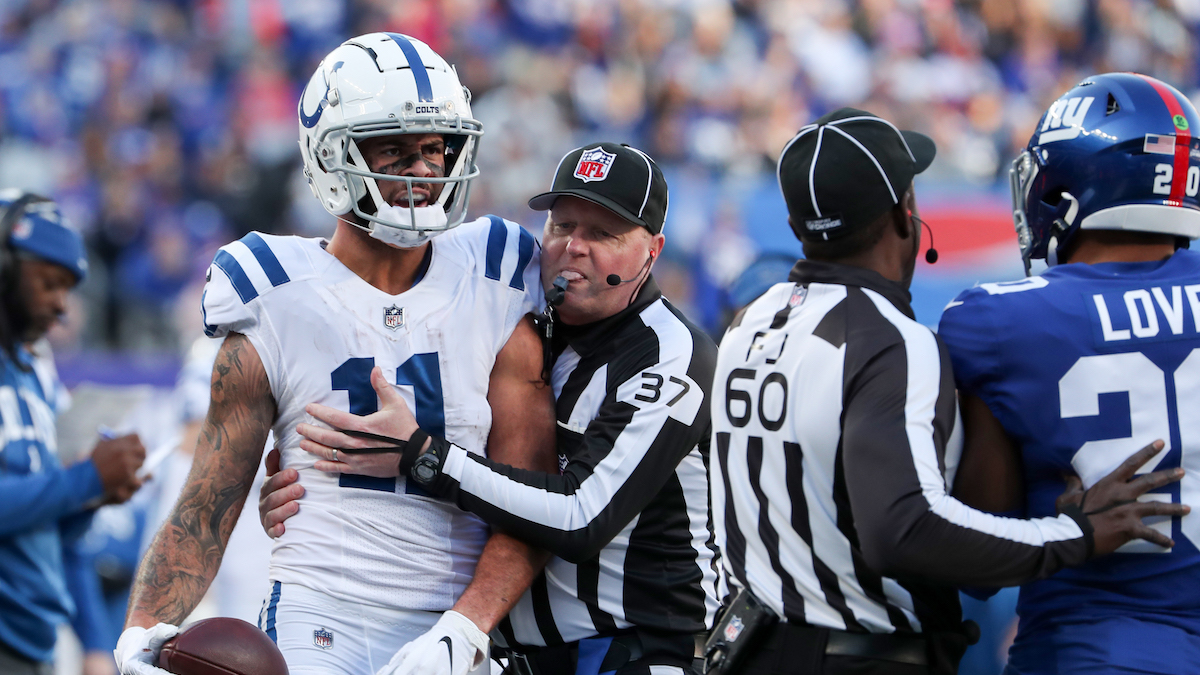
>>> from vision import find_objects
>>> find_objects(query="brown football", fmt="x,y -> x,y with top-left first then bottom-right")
158,617 -> 288,675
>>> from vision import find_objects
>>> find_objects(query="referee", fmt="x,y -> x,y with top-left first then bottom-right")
292,143 -> 719,675
709,108 -> 1188,675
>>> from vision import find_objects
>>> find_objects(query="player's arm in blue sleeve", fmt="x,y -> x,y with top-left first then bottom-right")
63,536 -> 113,653
940,289 -> 1028,599
60,509 -> 97,543
0,461 -> 104,537
938,290 -> 1026,515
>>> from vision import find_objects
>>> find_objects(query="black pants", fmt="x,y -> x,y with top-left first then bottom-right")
738,624 -> 964,675
502,630 -> 698,675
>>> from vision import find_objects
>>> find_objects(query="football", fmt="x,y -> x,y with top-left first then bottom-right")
158,617 -> 288,675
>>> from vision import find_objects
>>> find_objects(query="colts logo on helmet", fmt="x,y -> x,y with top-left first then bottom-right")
1039,96 -> 1094,144
574,147 -> 616,183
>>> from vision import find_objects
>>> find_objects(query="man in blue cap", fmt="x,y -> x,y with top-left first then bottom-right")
0,190 -> 146,675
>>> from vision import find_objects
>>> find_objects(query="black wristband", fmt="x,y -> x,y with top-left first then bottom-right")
398,429 -> 429,474
410,435 -> 452,490
1060,504 -> 1095,559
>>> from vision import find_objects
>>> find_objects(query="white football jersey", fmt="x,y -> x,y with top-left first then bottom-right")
201,216 -> 541,611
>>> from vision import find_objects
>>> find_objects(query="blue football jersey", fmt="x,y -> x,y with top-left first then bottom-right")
939,250 -> 1200,656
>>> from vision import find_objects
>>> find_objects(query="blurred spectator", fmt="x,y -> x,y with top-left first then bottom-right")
0,191 -> 144,675
0,0 -> 1196,347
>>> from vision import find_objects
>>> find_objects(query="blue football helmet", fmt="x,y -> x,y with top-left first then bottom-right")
1012,72 -> 1200,274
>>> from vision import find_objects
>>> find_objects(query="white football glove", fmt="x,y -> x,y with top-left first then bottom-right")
376,611 -> 489,675
114,623 -> 179,675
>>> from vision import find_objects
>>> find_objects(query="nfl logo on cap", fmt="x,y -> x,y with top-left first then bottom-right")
574,147 -> 616,183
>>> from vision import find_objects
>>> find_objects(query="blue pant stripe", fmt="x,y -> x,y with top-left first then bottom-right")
484,215 -> 507,282
575,636 -> 612,675
241,233 -> 290,287
264,580 -> 281,643
213,250 -> 258,304
384,33 -> 433,101
508,226 -> 535,291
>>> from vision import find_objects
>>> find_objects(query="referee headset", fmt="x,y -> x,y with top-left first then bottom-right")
907,209 -> 939,264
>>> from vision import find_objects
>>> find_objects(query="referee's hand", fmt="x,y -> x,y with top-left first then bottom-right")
1057,440 -> 1189,556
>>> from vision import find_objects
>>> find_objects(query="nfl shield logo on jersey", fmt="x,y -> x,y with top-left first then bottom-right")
789,286 -> 808,307
724,615 -> 745,642
574,147 -> 616,183
383,305 -> 405,331
313,627 -> 333,650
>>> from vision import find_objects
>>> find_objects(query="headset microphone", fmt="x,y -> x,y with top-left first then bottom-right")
606,251 -> 655,286
912,213 -> 938,264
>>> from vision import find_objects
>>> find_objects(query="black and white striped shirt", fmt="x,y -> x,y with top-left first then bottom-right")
434,278 -> 720,646
711,260 -> 1091,634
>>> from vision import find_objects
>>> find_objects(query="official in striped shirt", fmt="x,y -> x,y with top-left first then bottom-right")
710,109 -> 1187,675
291,143 -> 720,675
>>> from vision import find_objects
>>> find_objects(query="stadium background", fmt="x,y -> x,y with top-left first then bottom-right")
1,0 -> 1196,673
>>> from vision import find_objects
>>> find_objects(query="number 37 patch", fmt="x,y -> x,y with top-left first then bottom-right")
616,368 -> 703,426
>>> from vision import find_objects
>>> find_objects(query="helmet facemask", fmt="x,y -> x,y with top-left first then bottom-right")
299,33 -> 484,248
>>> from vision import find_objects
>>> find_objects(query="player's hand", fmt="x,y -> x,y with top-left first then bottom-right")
376,611 -> 489,675
114,623 -> 178,675
298,366 -> 425,478
260,447 -> 303,538
91,434 -> 146,505
1063,440 -> 1191,556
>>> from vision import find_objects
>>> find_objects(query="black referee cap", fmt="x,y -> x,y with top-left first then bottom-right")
778,108 -> 936,241
529,142 -> 668,234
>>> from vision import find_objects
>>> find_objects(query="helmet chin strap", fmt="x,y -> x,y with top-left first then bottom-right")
1046,191 -> 1079,268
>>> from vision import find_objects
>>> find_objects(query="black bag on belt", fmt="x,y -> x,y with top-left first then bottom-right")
703,587 -> 779,675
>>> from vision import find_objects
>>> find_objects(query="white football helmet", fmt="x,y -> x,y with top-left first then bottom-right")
298,33 -> 483,247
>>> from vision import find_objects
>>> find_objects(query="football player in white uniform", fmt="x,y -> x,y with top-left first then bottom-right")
114,33 -> 556,675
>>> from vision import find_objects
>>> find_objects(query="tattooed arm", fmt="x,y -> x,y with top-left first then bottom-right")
125,333 -> 276,627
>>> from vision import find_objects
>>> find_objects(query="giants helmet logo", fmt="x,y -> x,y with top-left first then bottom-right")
1038,96 -> 1094,144
574,147 -> 616,183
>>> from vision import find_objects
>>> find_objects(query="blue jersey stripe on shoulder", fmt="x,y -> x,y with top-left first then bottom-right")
508,226 -> 535,291
241,233 -> 290,287
213,250 -> 258,304
484,215 -> 507,282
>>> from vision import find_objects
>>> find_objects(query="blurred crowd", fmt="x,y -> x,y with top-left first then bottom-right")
1,0 -> 1197,353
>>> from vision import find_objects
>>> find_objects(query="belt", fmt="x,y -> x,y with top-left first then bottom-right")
824,629 -> 928,666
504,630 -> 694,675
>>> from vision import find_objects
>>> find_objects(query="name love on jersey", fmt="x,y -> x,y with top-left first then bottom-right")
1089,283 -> 1200,343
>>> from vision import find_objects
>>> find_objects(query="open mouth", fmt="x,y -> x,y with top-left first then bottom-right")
394,193 -> 429,208
393,184 -> 432,208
